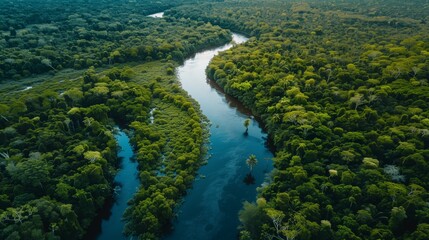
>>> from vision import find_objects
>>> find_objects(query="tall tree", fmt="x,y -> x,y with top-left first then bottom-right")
243,118 -> 251,134
246,154 -> 258,174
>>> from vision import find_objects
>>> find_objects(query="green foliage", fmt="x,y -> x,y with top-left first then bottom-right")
0,0 -> 231,81
2,0 -> 429,239
0,60 -> 209,239
123,62 -> 210,238
172,0 -> 429,239
243,118 -> 251,132
246,154 -> 258,173
238,201 -> 267,239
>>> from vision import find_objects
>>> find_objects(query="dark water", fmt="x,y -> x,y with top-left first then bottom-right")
164,34 -> 274,240
96,129 -> 139,240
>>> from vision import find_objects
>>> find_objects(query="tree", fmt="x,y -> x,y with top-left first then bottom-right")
244,154 -> 258,184
8,158 -> 53,189
411,223 -> 429,240
389,206 -> 407,231
238,201 -> 267,239
246,154 -> 258,173
244,118 -> 251,134
0,103 -> 10,122
41,58 -> 56,71
350,93 -> 364,110
266,208 -> 285,238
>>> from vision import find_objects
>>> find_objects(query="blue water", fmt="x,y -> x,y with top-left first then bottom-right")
164,34 -> 274,240
97,129 -> 139,240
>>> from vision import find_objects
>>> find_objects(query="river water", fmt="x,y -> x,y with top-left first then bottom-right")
96,130 -> 139,240
164,34 -> 273,240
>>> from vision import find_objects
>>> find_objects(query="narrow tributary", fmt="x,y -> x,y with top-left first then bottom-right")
96,129 -> 139,240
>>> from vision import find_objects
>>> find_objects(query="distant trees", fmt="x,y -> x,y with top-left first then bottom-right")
1,0 -> 429,239
41,58 -> 56,71
0,0 -> 231,81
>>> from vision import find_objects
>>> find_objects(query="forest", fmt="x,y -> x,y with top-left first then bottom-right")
0,0 -> 228,80
1,0 -> 429,239
0,0 -> 228,239
170,0 -> 429,239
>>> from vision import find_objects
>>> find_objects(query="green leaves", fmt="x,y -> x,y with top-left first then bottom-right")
245,154 -> 258,172
8,158 -> 53,189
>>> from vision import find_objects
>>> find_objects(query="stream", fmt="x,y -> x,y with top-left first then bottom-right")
96,129 -> 139,240
164,34 -> 273,239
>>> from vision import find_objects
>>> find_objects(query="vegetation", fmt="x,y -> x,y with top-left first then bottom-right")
170,0 -> 429,239
0,60 -> 212,239
121,62 -> 211,239
246,154 -> 258,174
244,154 -> 258,185
0,0 -> 230,81
0,0 -> 229,239
244,118 -> 251,134
2,0 -> 429,239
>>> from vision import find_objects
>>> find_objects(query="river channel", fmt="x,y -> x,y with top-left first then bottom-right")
96,14 -> 273,239
164,34 -> 273,239
96,130 -> 139,240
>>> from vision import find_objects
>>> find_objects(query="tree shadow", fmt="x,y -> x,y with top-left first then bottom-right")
243,173 -> 255,185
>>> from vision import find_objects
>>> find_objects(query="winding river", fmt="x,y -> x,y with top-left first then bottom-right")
96,13 -> 273,240
164,34 -> 273,239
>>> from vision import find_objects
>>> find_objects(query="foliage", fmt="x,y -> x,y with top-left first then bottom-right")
0,0 -> 230,81
0,57 -> 211,238
243,118 -> 251,133
0,0 -> 232,236
0,0 -> 228,238
246,154 -> 258,173
122,62 -> 210,238
2,0 -> 429,239
171,0 -> 429,239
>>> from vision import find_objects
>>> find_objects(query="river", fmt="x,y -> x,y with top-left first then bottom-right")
164,34 -> 273,239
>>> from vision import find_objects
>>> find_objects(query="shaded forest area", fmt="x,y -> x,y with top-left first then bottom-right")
169,0 -> 429,239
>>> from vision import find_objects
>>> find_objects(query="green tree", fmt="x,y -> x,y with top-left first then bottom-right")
246,154 -> 258,173
238,201 -> 267,239
411,223 -> 429,240
243,118 -> 251,134
389,206 -> 407,231
8,158 -> 53,189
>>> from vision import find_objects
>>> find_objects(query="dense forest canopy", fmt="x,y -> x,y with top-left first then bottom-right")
168,0 -> 429,239
1,0 -> 429,239
0,0 -> 227,80
0,0 -> 228,239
